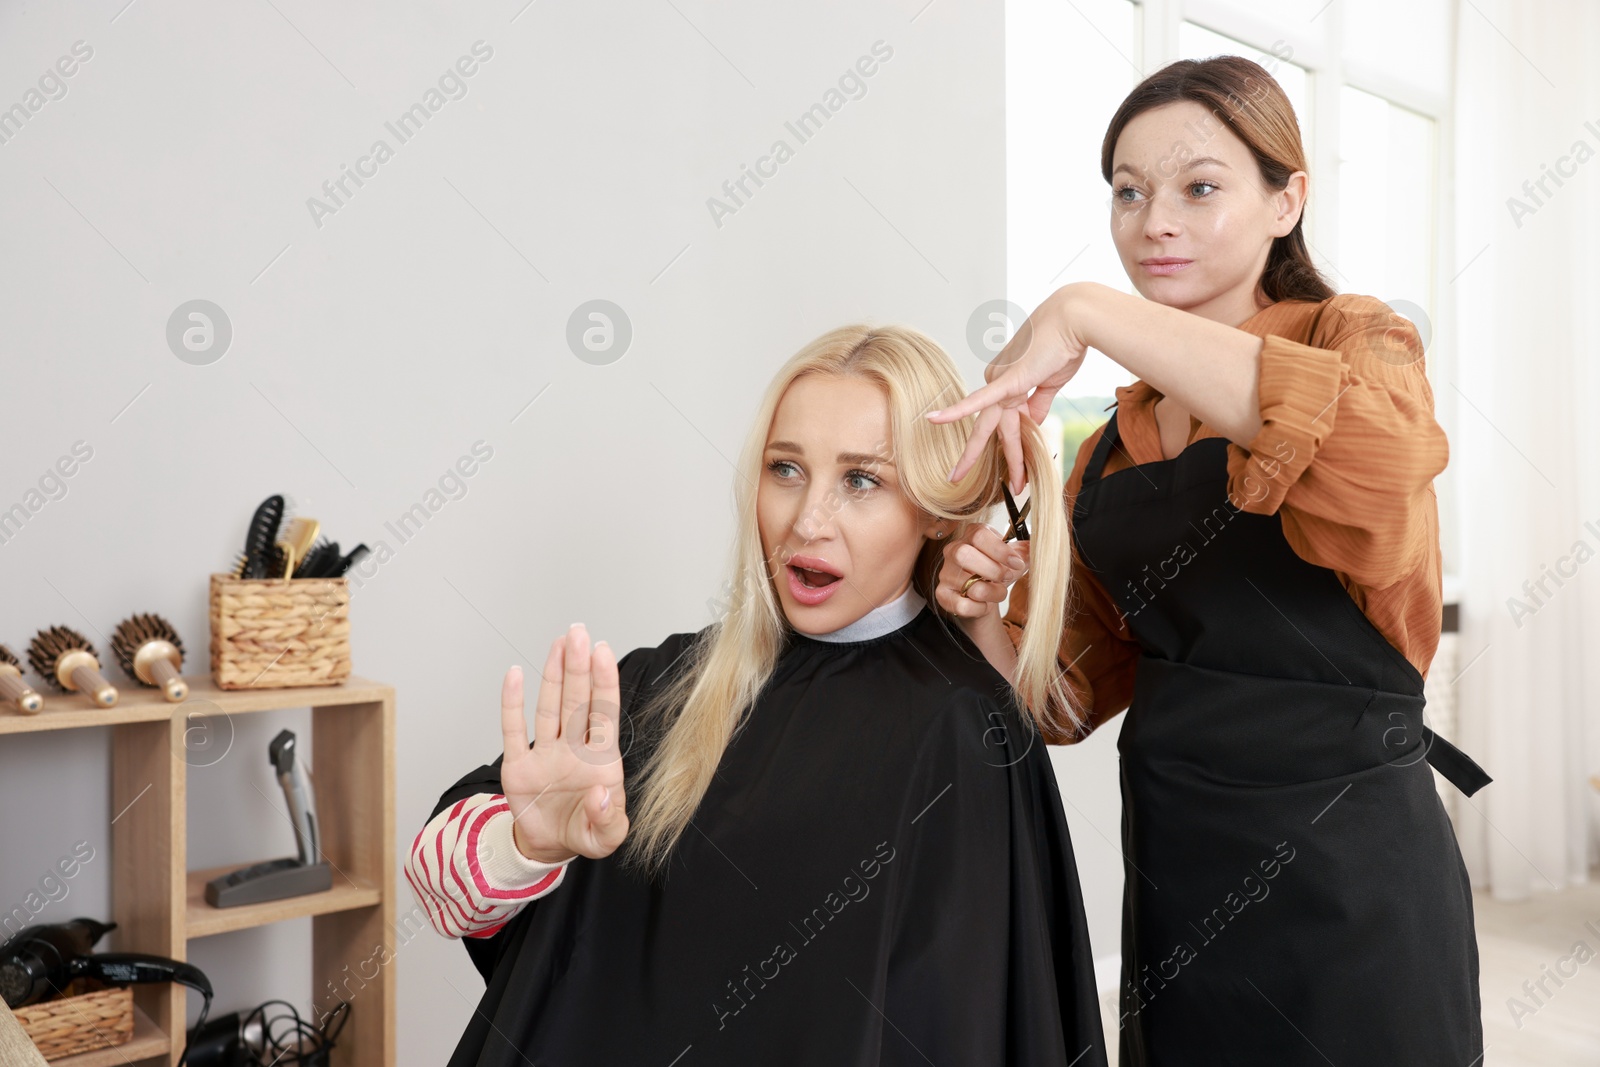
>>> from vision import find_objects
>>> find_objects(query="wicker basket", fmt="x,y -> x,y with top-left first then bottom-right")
13,978 -> 134,1061
210,572 -> 351,689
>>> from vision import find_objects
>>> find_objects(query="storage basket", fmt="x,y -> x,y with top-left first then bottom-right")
210,572 -> 351,689
13,978 -> 134,1061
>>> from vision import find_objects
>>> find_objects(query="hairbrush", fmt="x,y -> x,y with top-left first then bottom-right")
259,542 -> 289,580
0,643 -> 43,714
294,538 -> 340,578
331,543 -> 368,577
239,494 -> 286,579
110,613 -> 188,702
258,517 -> 318,582
282,516 -> 319,568
270,540 -> 297,579
27,625 -> 118,706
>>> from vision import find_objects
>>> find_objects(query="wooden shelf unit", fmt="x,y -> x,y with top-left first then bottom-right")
2,676 -> 395,1067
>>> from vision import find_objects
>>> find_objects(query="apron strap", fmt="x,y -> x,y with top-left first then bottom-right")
1422,726 -> 1493,797
1080,409 -> 1122,489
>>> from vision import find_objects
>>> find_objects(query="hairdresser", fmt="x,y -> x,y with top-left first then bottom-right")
926,56 -> 1491,1066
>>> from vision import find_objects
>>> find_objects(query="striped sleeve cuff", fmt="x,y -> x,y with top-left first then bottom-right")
404,792 -> 567,941
473,803 -> 570,890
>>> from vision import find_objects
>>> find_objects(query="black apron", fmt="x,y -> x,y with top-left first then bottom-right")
1071,409 -> 1491,1066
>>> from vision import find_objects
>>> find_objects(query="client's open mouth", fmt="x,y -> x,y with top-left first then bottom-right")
784,555 -> 845,604
791,566 -> 841,588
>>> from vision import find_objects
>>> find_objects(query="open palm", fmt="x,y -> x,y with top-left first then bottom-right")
499,624 -> 628,865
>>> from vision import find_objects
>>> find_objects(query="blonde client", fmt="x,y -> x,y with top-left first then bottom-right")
407,324 -> 1108,1066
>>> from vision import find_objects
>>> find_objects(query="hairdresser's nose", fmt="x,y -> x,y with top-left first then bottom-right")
1142,188 -> 1184,243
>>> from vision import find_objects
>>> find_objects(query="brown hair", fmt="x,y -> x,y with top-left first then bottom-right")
1100,55 -> 1335,305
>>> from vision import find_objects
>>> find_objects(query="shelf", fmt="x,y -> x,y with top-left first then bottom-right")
185,865 -> 382,939
0,675 -> 393,735
79,673 -> 397,1066
46,1004 -> 170,1067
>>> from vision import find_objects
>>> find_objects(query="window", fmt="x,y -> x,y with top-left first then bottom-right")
1005,0 -> 1142,463
1336,86 -> 1436,331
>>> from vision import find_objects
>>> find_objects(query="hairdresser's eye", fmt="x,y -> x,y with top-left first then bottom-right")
1189,181 -> 1219,198
766,459 -> 801,481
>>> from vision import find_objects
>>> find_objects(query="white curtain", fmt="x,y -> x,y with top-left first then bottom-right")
1452,0 -> 1600,897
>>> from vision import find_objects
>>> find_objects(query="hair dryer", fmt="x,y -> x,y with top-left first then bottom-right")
1,918 -> 213,1066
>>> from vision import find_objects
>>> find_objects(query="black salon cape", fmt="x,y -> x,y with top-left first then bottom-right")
430,606 -> 1108,1067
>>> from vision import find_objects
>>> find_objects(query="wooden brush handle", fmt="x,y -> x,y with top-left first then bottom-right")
69,664 -> 118,707
148,657 -> 187,702
0,666 -> 42,714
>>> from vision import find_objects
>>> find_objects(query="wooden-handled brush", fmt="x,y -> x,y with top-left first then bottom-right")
0,644 -> 43,714
27,625 -> 118,707
282,517 -> 319,572
111,613 -> 188,702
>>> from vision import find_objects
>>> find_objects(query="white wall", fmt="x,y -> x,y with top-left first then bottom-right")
0,2 -> 1128,1064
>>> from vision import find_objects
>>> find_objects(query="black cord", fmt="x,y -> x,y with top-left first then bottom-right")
175,987 -> 211,1067
237,997 -> 349,1065
320,1000 -> 349,1046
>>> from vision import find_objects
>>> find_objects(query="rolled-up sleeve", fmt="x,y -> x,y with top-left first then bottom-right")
1225,295 -> 1448,590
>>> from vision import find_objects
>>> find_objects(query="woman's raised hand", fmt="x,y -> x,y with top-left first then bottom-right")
499,623 -> 629,866
926,284 -> 1092,492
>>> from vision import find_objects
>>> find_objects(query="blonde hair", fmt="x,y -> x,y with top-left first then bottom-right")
620,323 -> 1078,878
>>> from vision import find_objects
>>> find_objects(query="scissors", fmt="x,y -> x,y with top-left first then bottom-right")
1001,480 -> 1031,542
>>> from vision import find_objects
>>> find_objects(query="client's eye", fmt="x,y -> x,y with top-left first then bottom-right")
845,469 -> 882,493
766,459 -> 800,480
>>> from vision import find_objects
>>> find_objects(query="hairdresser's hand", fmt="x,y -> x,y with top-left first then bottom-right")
500,624 -> 629,866
926,283 -> 1092,493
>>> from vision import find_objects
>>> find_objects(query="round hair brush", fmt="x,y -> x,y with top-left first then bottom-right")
0,644 -> 43,714
27,626 -> 118,707
111,613 -> 188,703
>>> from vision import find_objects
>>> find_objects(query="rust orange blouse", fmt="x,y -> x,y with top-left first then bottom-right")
1002,293 -> 1448,744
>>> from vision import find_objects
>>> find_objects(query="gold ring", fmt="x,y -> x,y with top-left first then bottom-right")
960,574 -> 983,597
